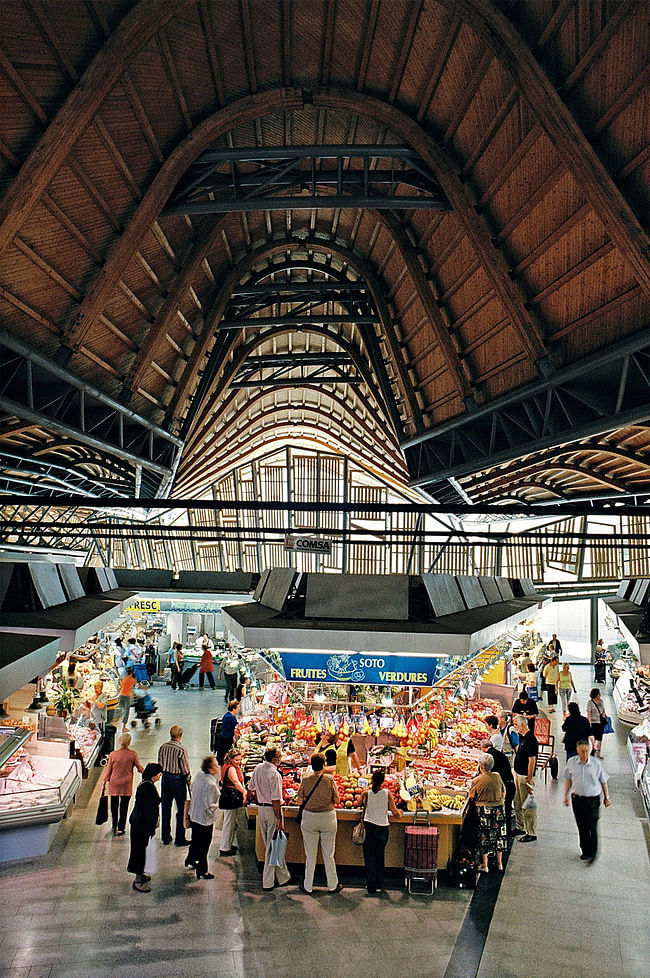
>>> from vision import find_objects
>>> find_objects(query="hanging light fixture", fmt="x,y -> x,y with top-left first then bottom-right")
380,687 -> 393,706
314,684 -> 326,703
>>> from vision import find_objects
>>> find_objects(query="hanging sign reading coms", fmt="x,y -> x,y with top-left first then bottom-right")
284,535 -> 332,555
278,651 -> 440,686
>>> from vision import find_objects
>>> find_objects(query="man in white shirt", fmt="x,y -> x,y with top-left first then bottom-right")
247,746 -> 291,891
563,739 -> 611,862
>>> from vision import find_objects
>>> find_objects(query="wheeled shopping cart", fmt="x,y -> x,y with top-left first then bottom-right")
131,692 -> 161,729
133,662 -> 150,686
404,813 -> 438,895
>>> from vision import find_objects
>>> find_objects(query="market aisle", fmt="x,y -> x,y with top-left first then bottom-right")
477,664 -> 650,978
0,683 -> 472,978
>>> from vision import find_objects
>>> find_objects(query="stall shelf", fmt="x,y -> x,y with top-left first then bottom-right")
613,673 -> 650,726
248,803 -> 465,874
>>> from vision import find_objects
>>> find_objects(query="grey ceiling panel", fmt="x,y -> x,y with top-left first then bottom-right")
422,574 -> 465,617
95,567 -> 111,592
520,578 -> 537,596
305,574 -> 409,620
58,564 -> 85,601
631,579 -> 650,605
615,579 -> 630,598
104,567 -> 118,589
253,568 -> 271,602
29,563 -> 66,609
495,577 -> 514,601
457,575 -> 488,609
261,568 -> 297,611
478,576 -> 501,605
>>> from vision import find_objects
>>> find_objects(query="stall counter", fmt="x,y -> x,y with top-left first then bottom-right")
247,803 -> 465,873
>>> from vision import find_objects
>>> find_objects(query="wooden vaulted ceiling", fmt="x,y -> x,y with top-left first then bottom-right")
0,0 -> 649,506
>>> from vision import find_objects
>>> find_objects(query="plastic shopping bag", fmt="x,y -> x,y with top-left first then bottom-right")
269,829 -> 288,867
144,836 -> 158,875
522,794 -> 538,811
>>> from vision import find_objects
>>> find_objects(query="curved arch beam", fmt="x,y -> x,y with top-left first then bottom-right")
58,86 -> 549,381
182,322 -> 401,460
442,0 -> 650,295
470,461 -> 629,499
165,236 -> 423,430
0,0 -> 195,258
176,400 -> 407,496
175,423 -> 409,500
464,442 -> 650,491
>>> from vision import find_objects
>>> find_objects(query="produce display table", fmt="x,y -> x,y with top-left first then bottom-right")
247,803 -> 465,873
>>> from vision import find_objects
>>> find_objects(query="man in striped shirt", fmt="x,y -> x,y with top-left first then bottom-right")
157,725 -> 191,846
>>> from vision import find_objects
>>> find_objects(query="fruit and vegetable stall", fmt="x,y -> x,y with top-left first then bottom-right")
241,691 -> 503,872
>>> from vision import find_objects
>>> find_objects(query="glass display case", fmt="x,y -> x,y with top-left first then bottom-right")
0,724 -> 81,831
640,759 -> 650,820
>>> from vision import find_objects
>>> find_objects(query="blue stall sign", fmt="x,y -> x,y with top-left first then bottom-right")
277,651 -> 442,686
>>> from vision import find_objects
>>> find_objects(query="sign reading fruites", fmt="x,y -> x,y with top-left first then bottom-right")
284,535 -> 333,555
126,598 -> 160,612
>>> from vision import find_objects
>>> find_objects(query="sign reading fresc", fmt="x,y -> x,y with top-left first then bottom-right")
284,535 -> 332,555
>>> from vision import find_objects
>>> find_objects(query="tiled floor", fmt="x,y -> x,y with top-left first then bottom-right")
1,665 -> 648,978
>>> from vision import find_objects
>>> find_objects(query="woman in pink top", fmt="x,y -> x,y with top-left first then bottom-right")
103,733 -> 144,835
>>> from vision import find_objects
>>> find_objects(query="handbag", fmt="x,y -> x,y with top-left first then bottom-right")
219,767 -> 244,810
296,775 -> 323,827
269,828 -> 288,867
602,715 -> 614,734
95,786 -> 108,825
183,796 -> 192,829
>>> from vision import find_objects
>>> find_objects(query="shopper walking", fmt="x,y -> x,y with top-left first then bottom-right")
549,633 -> 563,658
198,643 -> 216,690
512,714 -> 539,843
218,649 -> 241,702
511,689 -> 539,731
247,746 -> 292,890
557,662 -> 576,718
295,753 -> 343,894
157,725 -> 191,846
468,754 -> 507,873
170,642 -> 185,690
186,755 -> 220,879
216,700 -> 240,766
542,656 -> 559,712
563,739 -> 611,862
561,702 -> 591,759
219,747 -> 246,856
481,739 -> 515,835
587,688 -> 607,757
103,732 -> 144,836
127,763 -> 162,892
361,769 -> 401,894
118,667 -> 137,734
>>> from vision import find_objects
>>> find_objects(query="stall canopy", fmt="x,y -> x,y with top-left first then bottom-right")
0,632 -> 60,703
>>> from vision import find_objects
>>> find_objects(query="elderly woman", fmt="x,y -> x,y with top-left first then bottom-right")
468,753 -> 507,873
102,732 -> 144,835
186,755 -> 220,879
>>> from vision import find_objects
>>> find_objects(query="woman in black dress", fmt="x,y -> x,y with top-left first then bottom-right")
127,763 -> 162,892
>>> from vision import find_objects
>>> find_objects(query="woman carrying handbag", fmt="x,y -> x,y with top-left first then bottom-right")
219,747 -> 246,856
360,769 -> 401,894
294,753 -> 343,894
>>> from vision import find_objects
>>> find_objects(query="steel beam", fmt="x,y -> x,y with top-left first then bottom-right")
163,144 -> 449,216
0,329 -> 183,496
401,328 -> 650,490
218,314 -> 378,329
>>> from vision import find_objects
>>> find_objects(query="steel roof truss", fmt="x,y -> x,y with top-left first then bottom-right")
404,331 -> 650,488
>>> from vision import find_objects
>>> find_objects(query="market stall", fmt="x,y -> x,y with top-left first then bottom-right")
0,720 -> 82,862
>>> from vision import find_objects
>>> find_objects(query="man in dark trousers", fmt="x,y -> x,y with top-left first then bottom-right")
481,738 -> 515,836
157,725 -> 191,846
512,714 -> 539,843
549,633 -> 563,659
563,739 -> 611,862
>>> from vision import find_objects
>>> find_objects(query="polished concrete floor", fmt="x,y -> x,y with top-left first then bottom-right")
0,665 -> 648,978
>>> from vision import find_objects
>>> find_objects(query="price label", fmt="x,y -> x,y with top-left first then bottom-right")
357,777 -> 369,789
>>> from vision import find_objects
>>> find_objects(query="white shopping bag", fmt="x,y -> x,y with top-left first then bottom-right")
144,836 -> 158,875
